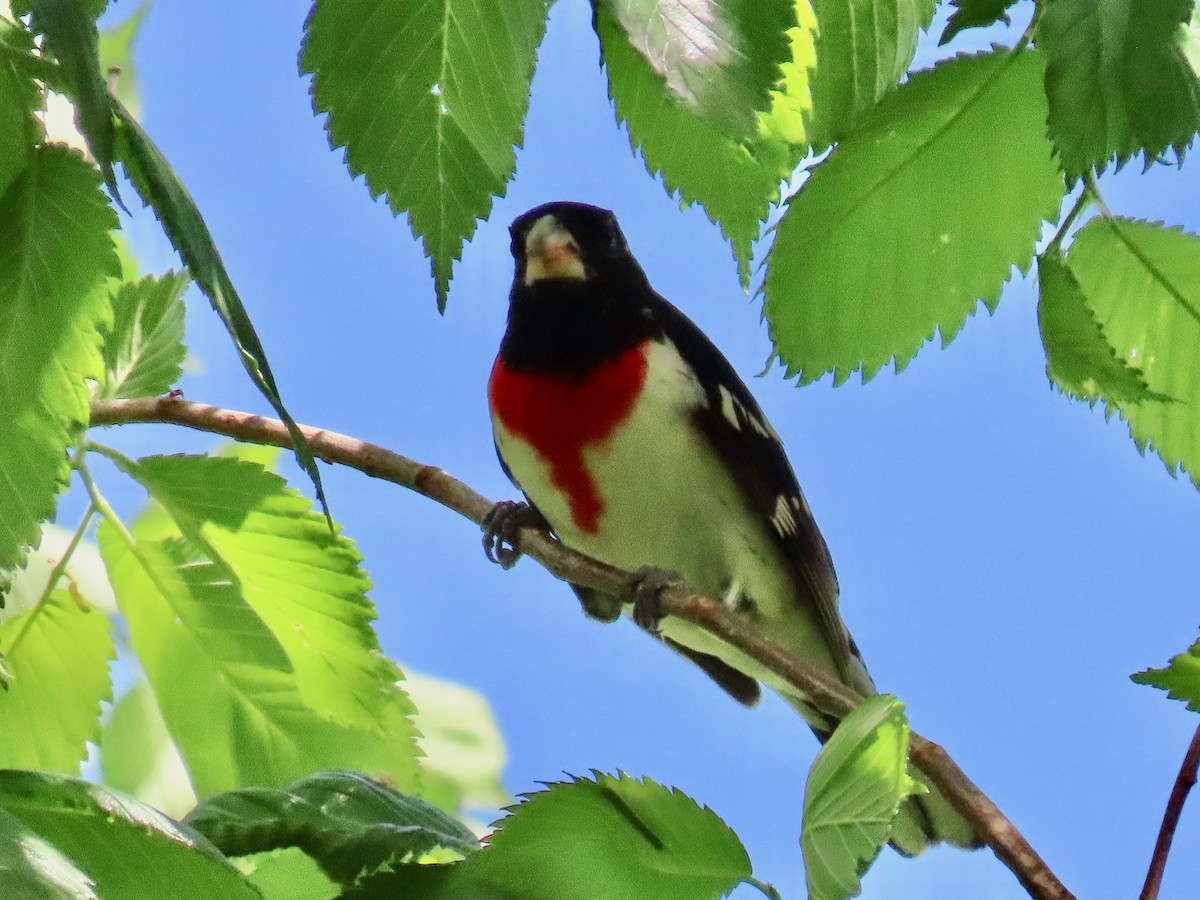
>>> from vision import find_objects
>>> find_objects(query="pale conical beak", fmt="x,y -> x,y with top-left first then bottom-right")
524,215 -> 585,284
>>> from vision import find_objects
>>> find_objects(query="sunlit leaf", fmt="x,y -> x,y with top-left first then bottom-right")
597,0 -> 815,285
805,0 -> 935,150
1039,0 -> 1200,181
1133,629 -> 1200,711
0,18 -> 40,198
0,145 -> 118,572
98,270 -> 189,400
1038,249 -> 1161,405
802,695 -> 919,900
301,0 -> 550,309
186,771 -> 478,885
765,50 -> 1063,384
1066,216 -> 1200,485
0,592 -> 113,773
0,771 -> 257,898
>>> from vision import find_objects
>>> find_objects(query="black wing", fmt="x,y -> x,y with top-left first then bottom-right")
654,299 -> 855,681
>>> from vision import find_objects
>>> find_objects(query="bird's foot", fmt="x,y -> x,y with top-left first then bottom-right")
628,566 -> 684,635
481,500 -> 547,569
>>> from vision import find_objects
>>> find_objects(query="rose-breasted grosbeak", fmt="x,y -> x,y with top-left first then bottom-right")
484,201 -> 979,855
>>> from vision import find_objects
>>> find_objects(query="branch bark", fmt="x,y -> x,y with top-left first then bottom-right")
1140,722 -> 1200,900
89,396 -> 1074,900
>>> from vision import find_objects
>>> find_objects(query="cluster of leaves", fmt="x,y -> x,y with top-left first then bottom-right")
302,0 -> 1200,495
4,0 -> 1200,895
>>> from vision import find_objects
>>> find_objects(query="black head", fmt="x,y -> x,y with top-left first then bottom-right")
500,202 -> 660,376
508,201 -> 647,290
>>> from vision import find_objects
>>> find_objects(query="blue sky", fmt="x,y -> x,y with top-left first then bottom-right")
85,1 -> 1200,897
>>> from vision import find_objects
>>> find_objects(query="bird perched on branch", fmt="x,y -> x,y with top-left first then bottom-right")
483,200 -> 979,855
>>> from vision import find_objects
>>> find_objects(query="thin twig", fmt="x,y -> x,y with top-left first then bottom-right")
88,396 -> 1074,900
1140,723 -> 1200,900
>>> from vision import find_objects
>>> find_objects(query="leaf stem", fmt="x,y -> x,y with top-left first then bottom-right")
1,501 -> 96,658
1043,187 -> 1093,256
1140,723 -> 1200,900
743,875 -> 783,899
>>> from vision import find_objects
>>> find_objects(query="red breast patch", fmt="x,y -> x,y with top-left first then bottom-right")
489,341 -> 650,534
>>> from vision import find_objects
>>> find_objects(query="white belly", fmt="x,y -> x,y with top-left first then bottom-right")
493,339 -> 843,688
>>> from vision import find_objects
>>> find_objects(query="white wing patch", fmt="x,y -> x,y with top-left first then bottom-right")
770,494 -> 804,537
716,384 -> 779,440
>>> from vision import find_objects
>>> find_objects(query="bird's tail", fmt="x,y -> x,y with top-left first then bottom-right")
785,691 -> 982,856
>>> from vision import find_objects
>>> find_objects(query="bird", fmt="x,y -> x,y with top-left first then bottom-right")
483,200 -> 979,855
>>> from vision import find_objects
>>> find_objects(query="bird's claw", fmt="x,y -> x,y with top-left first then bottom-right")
629,566 -> 683,635
482,501 -> 542,570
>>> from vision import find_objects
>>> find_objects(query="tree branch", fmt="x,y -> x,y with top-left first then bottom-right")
1140,722 -> 1200,900
88,396 -> 1074,900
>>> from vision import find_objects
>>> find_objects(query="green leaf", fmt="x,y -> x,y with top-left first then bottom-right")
1133,630 -> 1200,711
0,770 -> 259,899
405,669 -> 509,814
1039,0 -> 1200,181
597,1 -> 814,285
123,453 -> 401,732
1037,249 -> 1162,405
471,772 -> 750,900
764,50 -> 1064,385
0,145 -> 118,572
97,270 -> 189,399
805,0 -> 935,151
186,771 -> 478,886
96,502 -> 421,799
1066,217 -> 1200,485
0,591 -> 114,773
113,103 -> 330,522
300,0 -> 550,309
0,19 -> 40,199
100,679 -> 197,819
26,0 -> 121,201
97,1 -> 149,118
802,695 -> 919,900
602,0 -> 795,141
938,0 -> 1019,45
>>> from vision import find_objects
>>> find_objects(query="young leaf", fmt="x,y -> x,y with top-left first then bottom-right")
97,271 -> 189,400
300,0 -> 549,310
1037,249 -> 1160,405
597,1 -> 815,285
805,0 -> 935,151
100,679 -> 197,819
0,19 -> 40,198
469,772 -> 751,900
26,0 -> 121,201
802,695 -> 919,900
602,0 -> 794,142
185,771 -> 479,885
938,0 -> 1019,46
764,50 -> 1063,385
113,104 -> 330,522
96,509 -> 421,799
121,453 -> 400,733
1133,630 -> 1200,711
0,145 -> 118,572
0,591 -> 114,773
1039,0 -> 1200,182
0,771 -> 258,898
1066,217 -> 1200,486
